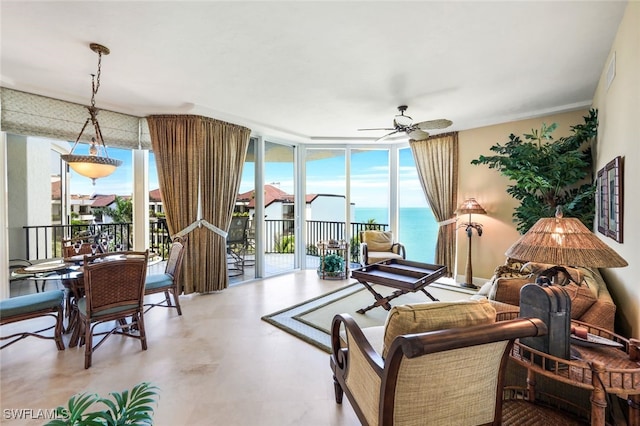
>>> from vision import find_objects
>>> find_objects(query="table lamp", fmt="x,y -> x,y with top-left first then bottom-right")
456,198 -> 487,289
505,206 -> 628,281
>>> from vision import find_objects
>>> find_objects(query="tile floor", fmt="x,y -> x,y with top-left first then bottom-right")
1,270 -> 361,426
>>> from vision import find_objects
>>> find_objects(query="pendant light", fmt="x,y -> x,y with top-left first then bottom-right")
61,43 -> 122,184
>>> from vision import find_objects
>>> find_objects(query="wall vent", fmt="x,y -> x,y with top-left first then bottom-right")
606,52 -> 616,90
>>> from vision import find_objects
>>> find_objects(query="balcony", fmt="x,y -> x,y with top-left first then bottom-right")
18,219 -> 387,273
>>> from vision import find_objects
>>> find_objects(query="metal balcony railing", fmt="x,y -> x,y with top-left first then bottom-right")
21,219 -> 172,260
20,219 -> 386,264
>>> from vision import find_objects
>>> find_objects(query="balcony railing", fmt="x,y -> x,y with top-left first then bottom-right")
21,219 -> 385,264
21,219 -> 172,260
266,219 -> 388,263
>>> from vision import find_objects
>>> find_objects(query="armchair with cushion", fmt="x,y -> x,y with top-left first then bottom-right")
330,299 -> 560,425
359,230 -> 405,266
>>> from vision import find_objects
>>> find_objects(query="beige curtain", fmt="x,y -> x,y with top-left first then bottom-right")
409,132 -> 459,277
147,115 -> 250,293
200,119 -> 251,291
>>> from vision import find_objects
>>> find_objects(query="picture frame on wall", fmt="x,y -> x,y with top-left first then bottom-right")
596,156 -> 623,243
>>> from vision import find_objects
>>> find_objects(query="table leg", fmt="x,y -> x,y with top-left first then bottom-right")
356,280 -> 392,314
420,288 -> 439,301
628,394 -> 640,426
590,361 -> 607,426
526,368 -> 537,403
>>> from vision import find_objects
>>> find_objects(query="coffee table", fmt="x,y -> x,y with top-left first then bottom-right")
350,259 -> 447,314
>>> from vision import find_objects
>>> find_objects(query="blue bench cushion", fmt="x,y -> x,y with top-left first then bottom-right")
0,290 -> 64,318
76,298 -> 139,318
145,273 -> 173,291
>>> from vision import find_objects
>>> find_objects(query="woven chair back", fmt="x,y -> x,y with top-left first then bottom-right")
83,251 -> 148,315
165,237 -> 186,279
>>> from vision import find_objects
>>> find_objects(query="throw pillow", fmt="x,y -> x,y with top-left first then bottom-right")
382,299 -> 496,358
363,231 -> 394,252
489,276 -> 533,306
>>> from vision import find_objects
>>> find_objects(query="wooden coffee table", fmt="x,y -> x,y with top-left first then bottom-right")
350,259 -> 447,314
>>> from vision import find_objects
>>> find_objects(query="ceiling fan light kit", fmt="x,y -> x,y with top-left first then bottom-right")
358,105 -> 452,142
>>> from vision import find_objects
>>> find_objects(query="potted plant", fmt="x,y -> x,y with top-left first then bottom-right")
45,382 -> 159,425
318,253 -> 345,279
471,109 -> 598,234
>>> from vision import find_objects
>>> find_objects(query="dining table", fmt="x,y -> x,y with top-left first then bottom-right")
13,253 -> 162,345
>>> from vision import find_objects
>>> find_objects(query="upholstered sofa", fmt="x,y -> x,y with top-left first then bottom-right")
475,258 -> 616,332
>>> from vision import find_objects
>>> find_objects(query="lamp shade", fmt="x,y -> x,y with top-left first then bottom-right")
505,216 -> 628,268
62,154 -> 121,181
456,198 -> 487,215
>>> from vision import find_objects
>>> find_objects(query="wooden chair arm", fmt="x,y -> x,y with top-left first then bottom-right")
391,243 -> 405,259
331,314 -> 384,377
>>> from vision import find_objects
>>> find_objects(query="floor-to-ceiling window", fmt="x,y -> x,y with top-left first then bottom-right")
304,148 -> 347,269
350,148 -> 390,264
263,141 -> 296,276
398,146 -> 438,263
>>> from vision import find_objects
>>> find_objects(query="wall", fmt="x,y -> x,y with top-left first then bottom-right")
456,109 -> 590,283
7,134 -> 52,259
591,2 -> 639,337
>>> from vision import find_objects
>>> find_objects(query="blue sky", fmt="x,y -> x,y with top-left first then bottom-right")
70,145 -> 428,208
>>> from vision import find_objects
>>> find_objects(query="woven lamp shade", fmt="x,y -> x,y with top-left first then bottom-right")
506,217 -> 628,268
456,198 -> 487,215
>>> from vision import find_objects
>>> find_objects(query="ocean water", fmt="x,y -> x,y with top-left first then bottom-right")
355,207 -> 438,263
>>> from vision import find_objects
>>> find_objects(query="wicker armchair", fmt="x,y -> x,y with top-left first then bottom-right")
144,236 -> 186,315
76,250 -> 149,369
330,313 -> 549,425
359,230 -> 405,266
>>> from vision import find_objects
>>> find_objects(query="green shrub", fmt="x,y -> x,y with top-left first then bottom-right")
274,234 -> 294,253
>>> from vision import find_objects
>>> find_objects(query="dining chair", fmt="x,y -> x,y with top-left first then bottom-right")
76,250 -> 149,369
144,237 -> 186,315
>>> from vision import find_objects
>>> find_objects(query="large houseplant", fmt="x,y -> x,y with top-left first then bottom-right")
471,109 -> 598,234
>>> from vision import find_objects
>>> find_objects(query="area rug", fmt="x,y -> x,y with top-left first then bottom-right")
261,282 -> 475,353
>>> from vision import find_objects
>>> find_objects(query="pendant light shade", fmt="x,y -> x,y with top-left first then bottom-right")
61,43 -> 122,184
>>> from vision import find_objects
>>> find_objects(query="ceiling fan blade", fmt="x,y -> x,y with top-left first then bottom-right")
415,119 -> 453,130
375,130 -> 400,142
407,129 -> 430,140
358,127 -> 396,131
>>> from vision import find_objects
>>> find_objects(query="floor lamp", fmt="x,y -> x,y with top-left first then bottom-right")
457,198 -> 486,289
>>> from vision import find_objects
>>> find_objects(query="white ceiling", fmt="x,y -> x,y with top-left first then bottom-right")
0,1 -> 628,144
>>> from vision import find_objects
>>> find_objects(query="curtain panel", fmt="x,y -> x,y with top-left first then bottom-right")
147,115 -> 250,293
409,132 -> 459,277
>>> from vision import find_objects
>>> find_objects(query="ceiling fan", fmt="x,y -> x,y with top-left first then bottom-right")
358,105 -> 452,141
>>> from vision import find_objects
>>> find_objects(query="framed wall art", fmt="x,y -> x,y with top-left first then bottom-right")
596,156 -> 623,243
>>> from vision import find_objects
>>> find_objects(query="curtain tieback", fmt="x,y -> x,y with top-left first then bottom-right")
437,217 -> 457,227
174,219 -> 228,239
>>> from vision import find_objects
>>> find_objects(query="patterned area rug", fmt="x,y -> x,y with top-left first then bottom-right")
261,282 -> 475,352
